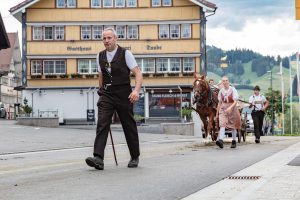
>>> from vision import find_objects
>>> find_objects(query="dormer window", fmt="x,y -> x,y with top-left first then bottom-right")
57,0 -> 76,8
152,0 -> 172,7
91,0 -> 101,8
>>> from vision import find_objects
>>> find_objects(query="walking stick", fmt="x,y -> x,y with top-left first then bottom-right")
109,127 -> 118,166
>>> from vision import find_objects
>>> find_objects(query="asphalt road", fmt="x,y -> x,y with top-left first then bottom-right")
0,120 -> 299,200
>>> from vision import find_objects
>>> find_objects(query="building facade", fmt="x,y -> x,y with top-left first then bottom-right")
10,0 -> 217,123
296,0 -> 300,19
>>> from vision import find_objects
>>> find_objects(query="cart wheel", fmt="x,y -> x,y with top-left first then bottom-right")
237,130 -> 241,143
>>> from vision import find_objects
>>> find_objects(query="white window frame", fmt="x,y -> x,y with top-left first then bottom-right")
170,24 -> 180,39
152,0 -> 161,7
103,0 -> 113,7
127,25 -> 138,39
78,59 -> 98,74
183,58 -> 195,72
162,0 -> 172,6
115,0 -> 125,7
156,58 -> 168,73
43,60 -> 66,75
55,60 -> 67,74
169,58 -> 181,73
57,0 -> 76,8
54,26 -> 64,40
81,26 -> 91,40
142,58 -> 155,73
116,25 -> 126,39
57,0 -> 65,8
33,26 -> 43,40
91,0 -> 101,7
181,24 -> 191,38
31,60 -> 42,75
159,25 -> 169,39
92,25 -> 103,40
44,26 -> 54,40
127,0 -> 137,7
67,0 -> 76,7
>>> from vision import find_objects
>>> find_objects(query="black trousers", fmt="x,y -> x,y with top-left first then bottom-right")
251,110 -> 265,139
93,85 -> 140,160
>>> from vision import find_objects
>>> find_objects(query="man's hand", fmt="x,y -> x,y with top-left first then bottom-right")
129,90 -> 139,103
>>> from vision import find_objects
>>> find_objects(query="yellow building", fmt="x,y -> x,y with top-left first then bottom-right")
10,0 -> 217,123
296,0 -> 300,19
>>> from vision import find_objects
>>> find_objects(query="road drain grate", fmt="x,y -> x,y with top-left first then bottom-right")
226,176 -> 261,180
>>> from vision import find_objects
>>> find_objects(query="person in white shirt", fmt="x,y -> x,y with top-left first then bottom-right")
249,85 -> 269,143
85,27 -> 143,170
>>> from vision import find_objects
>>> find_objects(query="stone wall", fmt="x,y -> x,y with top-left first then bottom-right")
16,117 -> 59,127
161,122 -> 194,136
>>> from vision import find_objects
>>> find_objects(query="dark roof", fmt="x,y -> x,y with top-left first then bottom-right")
10,0 -> 217,13
193,0 -> 217,9
10,0 -> 35,13
0,33 -> 17,74
0,13 -> 10,50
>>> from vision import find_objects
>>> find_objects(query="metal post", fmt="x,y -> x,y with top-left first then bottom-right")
271,71 -> 274,135
178,86 -> 182,121
31,92 -> 34,117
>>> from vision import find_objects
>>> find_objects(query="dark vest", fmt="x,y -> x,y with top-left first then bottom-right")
98,46 -> 130,86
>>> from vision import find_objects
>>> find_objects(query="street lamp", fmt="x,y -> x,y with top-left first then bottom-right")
267,70 -> 274,134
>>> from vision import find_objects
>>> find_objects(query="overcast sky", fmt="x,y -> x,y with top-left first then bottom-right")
1,0 -> 299,56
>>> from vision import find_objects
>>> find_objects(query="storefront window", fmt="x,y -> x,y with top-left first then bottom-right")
149,93 -> 191,117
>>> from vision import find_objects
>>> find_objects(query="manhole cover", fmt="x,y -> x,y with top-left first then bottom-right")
226,176 -> 261,180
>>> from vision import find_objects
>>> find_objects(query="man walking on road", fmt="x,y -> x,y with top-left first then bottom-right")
249,85 -> 268,143
85,27 -> 143,170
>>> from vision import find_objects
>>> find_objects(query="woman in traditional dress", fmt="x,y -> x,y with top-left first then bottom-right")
216,76 -> 241,148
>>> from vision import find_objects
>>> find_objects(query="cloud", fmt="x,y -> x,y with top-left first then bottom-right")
207,18 -> 300,56
207,0 -> 295,31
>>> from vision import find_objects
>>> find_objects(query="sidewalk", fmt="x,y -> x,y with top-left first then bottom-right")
183,140 -> 300,200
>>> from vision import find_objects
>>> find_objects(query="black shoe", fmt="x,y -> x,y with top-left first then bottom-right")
231,140 -> 236,148
216,140 -> 223,149
85,156 -> 104,170
128,157 -> 139,168
255,138 -> 260,143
